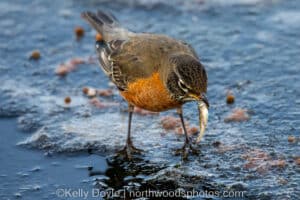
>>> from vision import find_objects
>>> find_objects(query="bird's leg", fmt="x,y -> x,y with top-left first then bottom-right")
175,107 -> 198,160
117,104 -> 143,160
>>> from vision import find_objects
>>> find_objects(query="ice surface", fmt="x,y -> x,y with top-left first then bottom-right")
0,0 -> 299,199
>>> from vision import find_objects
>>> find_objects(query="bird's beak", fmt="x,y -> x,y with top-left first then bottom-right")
196,94 -> 209,143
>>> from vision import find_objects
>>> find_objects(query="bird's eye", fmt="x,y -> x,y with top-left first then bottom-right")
95,41 -> 105,50
178,80 -> 188,93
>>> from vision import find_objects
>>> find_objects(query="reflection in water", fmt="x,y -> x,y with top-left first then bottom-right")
88,154 -> 187,199
87,154 -> 221,200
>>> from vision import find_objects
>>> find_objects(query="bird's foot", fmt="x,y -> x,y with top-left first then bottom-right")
117,140 -> 143,160
175,141 -> 199,160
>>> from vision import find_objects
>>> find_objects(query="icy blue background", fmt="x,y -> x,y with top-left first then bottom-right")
0,0 -> 299,199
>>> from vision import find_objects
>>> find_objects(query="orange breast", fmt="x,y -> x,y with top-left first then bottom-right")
120,73 -> 181,112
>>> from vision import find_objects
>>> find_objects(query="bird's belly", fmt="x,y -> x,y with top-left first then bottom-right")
120,73 -> 181,112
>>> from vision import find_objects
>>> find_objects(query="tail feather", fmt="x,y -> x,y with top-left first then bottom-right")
96,10 -> 117,25
81,10 -> 127,41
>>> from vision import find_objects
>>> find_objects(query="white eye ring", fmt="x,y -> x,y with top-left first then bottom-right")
178,80 -> 188,93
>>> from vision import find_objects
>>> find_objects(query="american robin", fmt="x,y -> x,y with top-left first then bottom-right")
82,10 -> 209,160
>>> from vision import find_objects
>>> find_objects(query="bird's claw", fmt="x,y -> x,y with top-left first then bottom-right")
117,140 -> 143,160
175,141 -> 199,160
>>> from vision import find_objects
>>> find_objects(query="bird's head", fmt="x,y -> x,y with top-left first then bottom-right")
166,54 -> 209,143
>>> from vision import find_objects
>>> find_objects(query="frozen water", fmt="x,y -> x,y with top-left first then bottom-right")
0,0 -> 300,199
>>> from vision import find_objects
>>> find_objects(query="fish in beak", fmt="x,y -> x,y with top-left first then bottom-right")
196,93 -> 209,143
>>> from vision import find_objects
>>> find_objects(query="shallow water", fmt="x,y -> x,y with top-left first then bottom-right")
0,0 -> 300,199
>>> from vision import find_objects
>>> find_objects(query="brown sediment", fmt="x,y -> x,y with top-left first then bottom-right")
133,107 -> 159,115
224,108 -> 250,122
29,50 -> 41,60
82,87 -> 89,95
160,116 -> 198,135
241,149 -> 286,173
161,116 -> 181,130
89,98 -> 105,109
55,63 -> 69,76
97,89 -> 113,97
82,87 -> 97,97
74,26 -> 84,38
226,93 -> 235,104
89,98 -> 119,108
287,135 -> 296,143
64,96 -> 71,104
295,157 -> 300,166
55,58 -> 85,76
83,87 -> 114,98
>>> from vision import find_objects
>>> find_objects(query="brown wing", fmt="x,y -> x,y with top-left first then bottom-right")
95,33 -> 199,91
109,34 -> 198,90
82,10 -> 199,91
